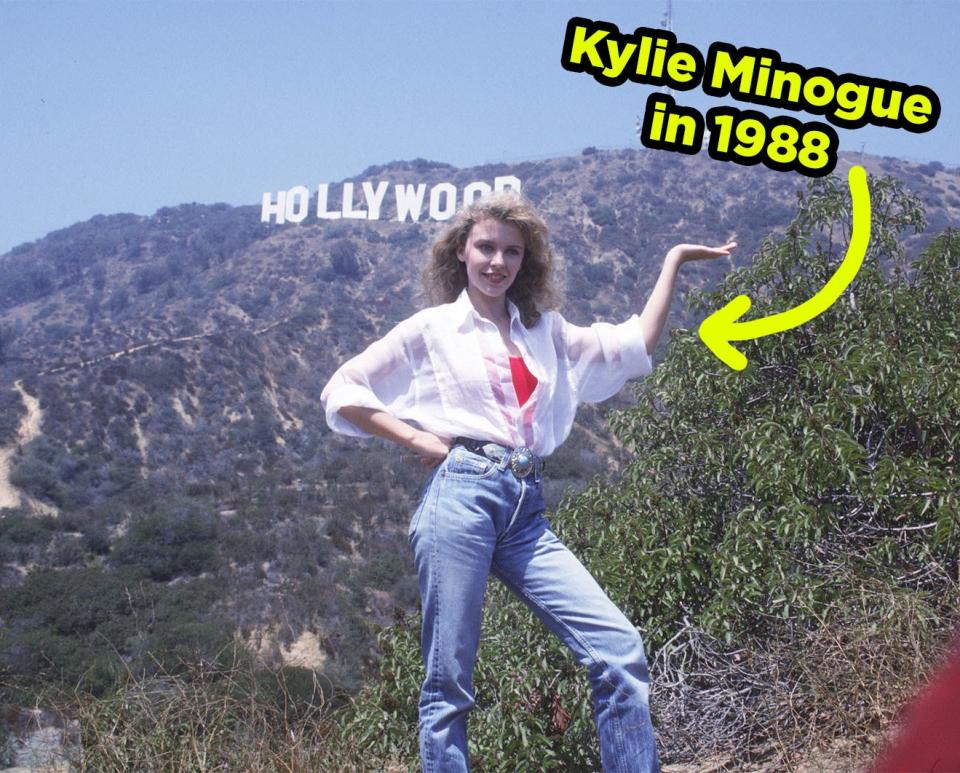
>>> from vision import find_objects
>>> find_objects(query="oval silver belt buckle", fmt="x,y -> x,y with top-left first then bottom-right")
509,446 -> 534,478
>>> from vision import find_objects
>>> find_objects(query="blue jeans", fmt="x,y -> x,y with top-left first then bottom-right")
407,443 -> 659,772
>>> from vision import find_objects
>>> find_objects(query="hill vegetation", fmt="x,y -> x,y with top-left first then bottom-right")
0,148 -> 958,768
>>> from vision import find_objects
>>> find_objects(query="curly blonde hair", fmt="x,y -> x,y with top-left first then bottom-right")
422,191 -> 561,327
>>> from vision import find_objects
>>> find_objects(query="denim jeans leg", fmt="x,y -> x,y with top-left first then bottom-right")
491,501 -> 659,773
408,470 -> 499,772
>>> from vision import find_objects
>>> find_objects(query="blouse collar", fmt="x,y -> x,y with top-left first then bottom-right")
453,287 -> 522,331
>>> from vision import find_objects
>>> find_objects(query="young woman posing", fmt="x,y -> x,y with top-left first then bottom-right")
321,192 -> 735,772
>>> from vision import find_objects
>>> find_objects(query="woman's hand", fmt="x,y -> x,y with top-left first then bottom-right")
408,430 -> 452,467
666,241 -> 737,267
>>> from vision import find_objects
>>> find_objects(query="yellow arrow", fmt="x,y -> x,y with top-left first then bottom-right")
699,165 -> 871,371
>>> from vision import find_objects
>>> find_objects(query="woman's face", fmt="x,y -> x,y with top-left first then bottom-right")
457,218 -> 525,307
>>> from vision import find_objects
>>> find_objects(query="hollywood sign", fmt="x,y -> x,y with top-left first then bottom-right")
261,175 -> 521,225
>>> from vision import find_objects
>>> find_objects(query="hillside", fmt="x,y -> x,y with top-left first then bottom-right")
1,146 -> 958,709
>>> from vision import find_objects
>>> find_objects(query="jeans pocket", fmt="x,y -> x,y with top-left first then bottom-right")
442,449 -> 498,479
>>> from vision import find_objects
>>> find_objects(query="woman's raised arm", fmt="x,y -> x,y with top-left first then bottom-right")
638,242 -> 737,355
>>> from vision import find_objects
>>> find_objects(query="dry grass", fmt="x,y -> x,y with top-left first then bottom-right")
43,654 -> 365,772
653,583 -> 957,770
7,580 -> 954,772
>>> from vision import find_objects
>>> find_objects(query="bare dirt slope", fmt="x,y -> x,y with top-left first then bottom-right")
0,380 -> 43,511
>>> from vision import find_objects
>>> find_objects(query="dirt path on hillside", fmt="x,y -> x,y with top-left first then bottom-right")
35,316 -> 288,379
0,380 -> 44,511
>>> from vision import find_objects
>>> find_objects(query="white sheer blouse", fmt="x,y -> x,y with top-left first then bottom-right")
321,289 -> 652,456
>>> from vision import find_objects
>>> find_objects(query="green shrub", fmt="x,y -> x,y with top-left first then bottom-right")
588,204 -> 616,226
0,512 -> 56,544
109,503 -> 219,581
0,567 -> 231,696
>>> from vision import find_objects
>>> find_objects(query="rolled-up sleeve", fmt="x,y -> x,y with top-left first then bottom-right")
321,319 -> 417,437
553,313 -> 653,404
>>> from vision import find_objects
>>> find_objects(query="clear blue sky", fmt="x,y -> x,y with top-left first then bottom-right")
2,0 -> 957,254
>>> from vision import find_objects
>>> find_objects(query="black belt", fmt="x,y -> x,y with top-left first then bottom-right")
452,437 -> 544,479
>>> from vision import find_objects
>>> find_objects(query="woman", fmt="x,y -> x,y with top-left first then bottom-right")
321,192 -> 735,772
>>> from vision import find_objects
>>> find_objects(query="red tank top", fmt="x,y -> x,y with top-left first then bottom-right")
509,356 -> 538,406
